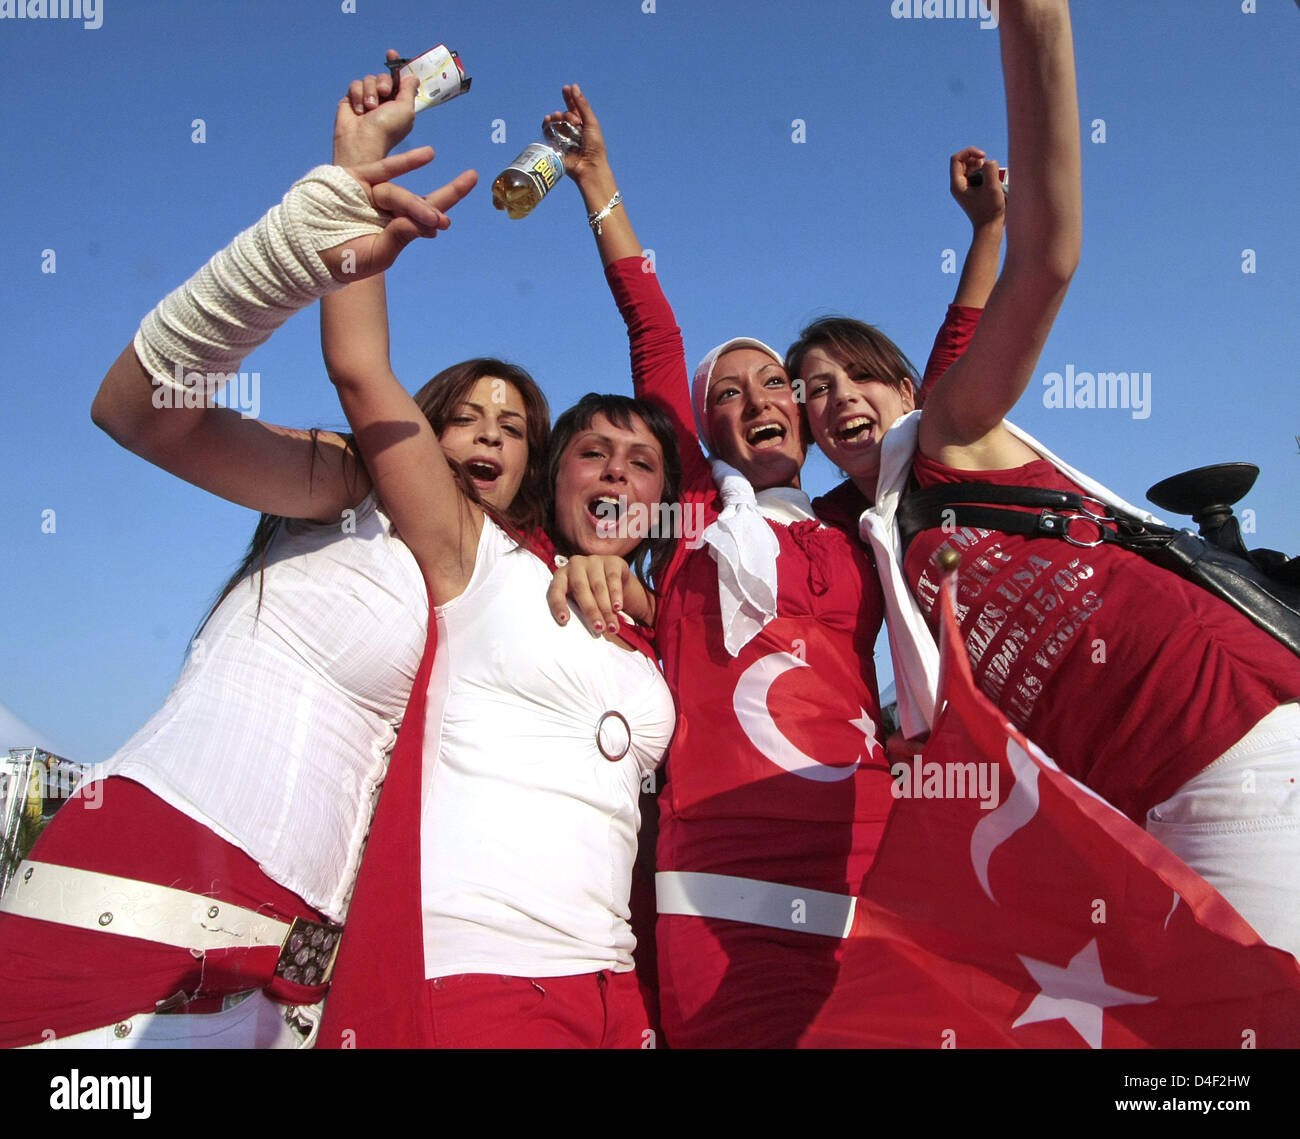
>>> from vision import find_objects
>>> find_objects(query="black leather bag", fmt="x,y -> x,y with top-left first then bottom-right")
896,481 -> 1300,659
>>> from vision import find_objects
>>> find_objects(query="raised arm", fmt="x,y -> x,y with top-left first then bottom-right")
91,105 -> 459,526
544,85 -> 642,269
949,146 -> 1006,310
919,0 -> 1081,468
547,86 -> 706,492
92,345 -> 364,522
321,65 -> 484,603
321,269 -> 486,602
918,146 -> 1007,393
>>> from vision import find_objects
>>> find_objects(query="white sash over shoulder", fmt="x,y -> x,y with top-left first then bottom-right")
701,460 -> 817,657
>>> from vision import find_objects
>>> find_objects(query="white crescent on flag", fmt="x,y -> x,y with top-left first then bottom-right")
969,738 -> 1043,903
732,651 -> 864,783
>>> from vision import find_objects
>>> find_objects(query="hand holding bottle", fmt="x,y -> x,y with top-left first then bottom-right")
493,83 -> 618,219
542,85 -> 613,188
491,120 -> 580,219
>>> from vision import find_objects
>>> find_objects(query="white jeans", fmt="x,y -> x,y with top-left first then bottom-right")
1146,702 -> 1300,960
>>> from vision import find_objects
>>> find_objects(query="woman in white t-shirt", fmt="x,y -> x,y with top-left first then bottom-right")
312,222 -> 680,1045
0,88 -> 554,1049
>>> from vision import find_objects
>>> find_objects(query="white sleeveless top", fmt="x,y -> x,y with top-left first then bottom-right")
95,492 -> 427,922
421,520 -> 675,978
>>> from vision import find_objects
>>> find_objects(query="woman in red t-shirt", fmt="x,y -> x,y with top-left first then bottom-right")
791,0 -> 1300,960
538,73 -> 1005,1043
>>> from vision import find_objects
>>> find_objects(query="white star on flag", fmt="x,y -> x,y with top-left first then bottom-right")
848,707 -> 879,758
1012,939 -> 1157,1049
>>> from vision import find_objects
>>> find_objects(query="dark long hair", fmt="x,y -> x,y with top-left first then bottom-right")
197,358 -> 549,640
546,393 -> 683,589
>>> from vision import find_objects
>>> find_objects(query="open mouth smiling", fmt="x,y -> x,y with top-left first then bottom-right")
464,458 -> 503,484
587,494 -> 625,529
834,416 -> 876,445
745,422 -> 787,450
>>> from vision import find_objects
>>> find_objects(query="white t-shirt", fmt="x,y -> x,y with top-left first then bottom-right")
420,519 -> 675,978
95,492 -> 427,922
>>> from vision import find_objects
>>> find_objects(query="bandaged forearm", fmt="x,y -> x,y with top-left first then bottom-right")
134,165 -> 385,391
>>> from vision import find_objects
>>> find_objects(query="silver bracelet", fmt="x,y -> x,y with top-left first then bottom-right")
587,190 -> 623,236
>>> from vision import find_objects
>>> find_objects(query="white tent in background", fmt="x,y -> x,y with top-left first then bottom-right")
1,702 -> 78,897
878,680 -> 897,713
0,699 -> 60,756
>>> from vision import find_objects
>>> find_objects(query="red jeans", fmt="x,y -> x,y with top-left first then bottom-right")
413,969 -> 652,1049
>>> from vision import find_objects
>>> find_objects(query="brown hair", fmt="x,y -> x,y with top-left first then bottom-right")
785,316 -> 921,408
412,358 -> 550,535
197,358 -> 549,641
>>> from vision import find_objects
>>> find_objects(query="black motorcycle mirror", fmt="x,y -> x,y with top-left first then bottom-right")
1146,462 -> 1258,551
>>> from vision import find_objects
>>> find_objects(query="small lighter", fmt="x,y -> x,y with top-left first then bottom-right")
968,166 -> 1010,195
385,45 -> 471,113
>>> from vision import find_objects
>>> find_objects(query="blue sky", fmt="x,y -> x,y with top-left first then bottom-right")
2,0 -> 1297,763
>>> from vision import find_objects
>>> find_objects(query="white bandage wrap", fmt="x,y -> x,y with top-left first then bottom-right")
134,165 -> 386,395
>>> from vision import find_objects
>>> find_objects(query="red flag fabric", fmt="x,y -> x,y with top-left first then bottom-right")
316,593 -> 440,1049
801,571 -> 1300,1048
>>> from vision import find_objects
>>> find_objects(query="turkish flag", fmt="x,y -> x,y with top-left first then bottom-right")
801,572 -> 1300,1048
316,591 -> 440,1049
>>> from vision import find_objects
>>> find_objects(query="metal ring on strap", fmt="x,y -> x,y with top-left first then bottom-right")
1060,513 -> 1107,548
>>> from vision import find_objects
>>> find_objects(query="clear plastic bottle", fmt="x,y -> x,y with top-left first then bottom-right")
491,121 -> 582,220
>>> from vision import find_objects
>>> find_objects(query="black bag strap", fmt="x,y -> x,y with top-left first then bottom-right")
896,480 -> 1300,659
901,481 -> 1093,513
896,481 -> 1159,550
